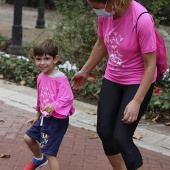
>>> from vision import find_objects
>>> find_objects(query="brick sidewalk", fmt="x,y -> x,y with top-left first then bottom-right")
0,103 -> 170,170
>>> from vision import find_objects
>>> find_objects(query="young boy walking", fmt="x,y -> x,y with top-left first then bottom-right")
24,39 -> 75,170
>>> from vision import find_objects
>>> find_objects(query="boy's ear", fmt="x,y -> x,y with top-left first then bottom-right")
54,55 -> 60,64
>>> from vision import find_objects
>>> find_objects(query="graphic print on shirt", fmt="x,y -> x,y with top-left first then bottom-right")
105,31 -> 124,71
40,86 -> 55,110
41,132 -> 49,149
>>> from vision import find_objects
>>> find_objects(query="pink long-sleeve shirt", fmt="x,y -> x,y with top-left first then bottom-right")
36,71 -> 75,119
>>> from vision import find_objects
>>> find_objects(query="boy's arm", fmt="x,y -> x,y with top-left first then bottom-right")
35,111 -> 41,119
27,111 -> 41,125
51,77 -> 74,117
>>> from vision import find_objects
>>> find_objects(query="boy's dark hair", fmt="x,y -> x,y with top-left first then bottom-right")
34,39 -> 58,58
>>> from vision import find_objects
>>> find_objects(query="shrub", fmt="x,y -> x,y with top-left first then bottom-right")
0,53 -> 40,87
138,0 -> 169,26
148,66 -> 170,112
53,0 -> 107,76
0,34 -> 11,51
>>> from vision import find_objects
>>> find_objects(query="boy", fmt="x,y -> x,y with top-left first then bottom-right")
24,39 -> 75,170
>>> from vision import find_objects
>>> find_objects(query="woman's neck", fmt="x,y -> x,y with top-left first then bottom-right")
113,4 -> 130,19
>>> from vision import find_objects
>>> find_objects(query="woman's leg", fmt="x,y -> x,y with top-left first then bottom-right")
97,78 -> 126,170
108,154 -> 127,170
97,78 -> 154,170
137,166 -> 144,170
112,83 -> 154,170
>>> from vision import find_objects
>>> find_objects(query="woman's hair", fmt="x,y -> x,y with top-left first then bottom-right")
34,39 -> 58,58
110,0 -> 132,10
89,0 -> 132,10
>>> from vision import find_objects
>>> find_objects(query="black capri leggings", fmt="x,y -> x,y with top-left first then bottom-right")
97,78 -> 154,170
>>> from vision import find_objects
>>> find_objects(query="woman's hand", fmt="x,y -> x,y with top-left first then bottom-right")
122,99 -> 141,124
71,71 -> 88,90
71,38 -> 106,91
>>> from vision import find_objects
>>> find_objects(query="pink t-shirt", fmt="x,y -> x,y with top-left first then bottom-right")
97,0 -> 157,84
36,71 -> 75,119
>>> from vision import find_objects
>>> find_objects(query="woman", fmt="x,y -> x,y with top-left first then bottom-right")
72,0 -> 156,170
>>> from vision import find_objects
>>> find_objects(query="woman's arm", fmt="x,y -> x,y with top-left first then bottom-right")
71,37 -> 107,90
81,36 -> 107,76
133,51 -> 156,104
123,51 -> 156,124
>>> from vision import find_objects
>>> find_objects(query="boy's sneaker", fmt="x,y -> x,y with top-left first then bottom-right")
24,154 -> 48,170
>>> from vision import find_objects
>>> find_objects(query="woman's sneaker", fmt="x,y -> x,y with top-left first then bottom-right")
24,154 -> 48,170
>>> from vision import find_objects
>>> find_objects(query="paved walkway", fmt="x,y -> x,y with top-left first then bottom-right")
0,80 -> 170,170
0,103 -> 169,170
0,3 -> 170,170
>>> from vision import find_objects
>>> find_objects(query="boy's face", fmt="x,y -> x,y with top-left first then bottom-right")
34,54 -> 59,75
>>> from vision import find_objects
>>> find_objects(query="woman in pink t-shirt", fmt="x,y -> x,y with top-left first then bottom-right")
72,0 -> 156,170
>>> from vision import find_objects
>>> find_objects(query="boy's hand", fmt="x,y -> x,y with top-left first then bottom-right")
27,116 -> 39,126
27,111 -> 41,125
42,104 -> 54,114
